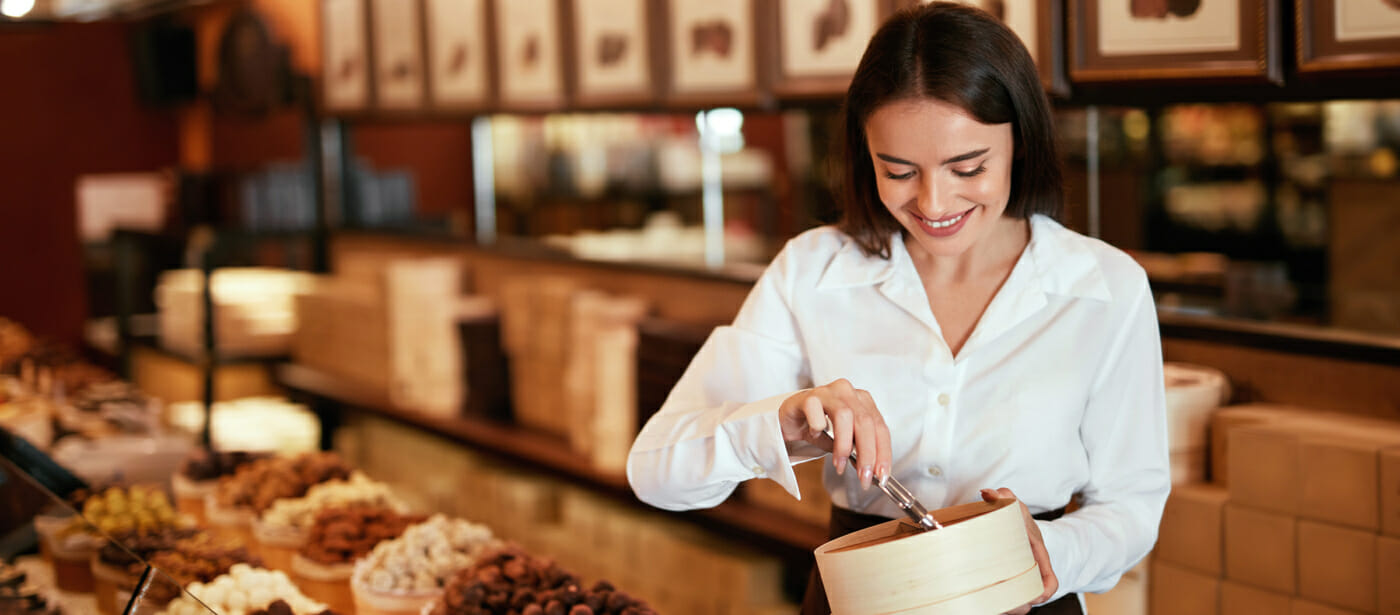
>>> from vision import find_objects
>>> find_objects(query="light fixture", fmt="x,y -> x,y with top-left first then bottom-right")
1,0 -> 36,18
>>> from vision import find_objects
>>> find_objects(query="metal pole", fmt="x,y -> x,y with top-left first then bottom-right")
471,116 -> 497,245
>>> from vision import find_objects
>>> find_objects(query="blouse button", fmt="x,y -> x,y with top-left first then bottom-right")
937,393 -> 951,406
927,465 -> 944,477
751,465 -> 765,477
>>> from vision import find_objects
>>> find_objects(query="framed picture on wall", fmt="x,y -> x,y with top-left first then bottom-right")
913,0 -> 1068,95
321,0 -> 371,112
772,0 -> 887,97
568,0 -> 657,106
661,0 -> 765,106
493,0 -> 568,110
1069,0 -> 1281,82
1297,0 -> 1400,72
369,0 -> 426,110
424,0 -> 494,110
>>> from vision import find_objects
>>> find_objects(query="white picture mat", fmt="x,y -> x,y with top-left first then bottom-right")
323,0 -> 369,109
76,174 -> 168,242
932,0 -> 1039,65
670,0 -> 756,92
498,0 -> 565,103
575,0 -> 650,95
1097,0 -> 1239,56
1336,0 -> 1400,42
779,0 -> 879,78
371,0 -> 425,108
425,0 -> 490,105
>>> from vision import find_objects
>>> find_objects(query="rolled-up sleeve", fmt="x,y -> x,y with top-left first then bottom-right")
627,243 -> 821,511
1035,275 -> 1171,602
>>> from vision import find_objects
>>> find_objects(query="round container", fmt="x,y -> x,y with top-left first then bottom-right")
251,520 -> 306,573
171,474 -> 217,525
203,494 -> 256,546
91,557 -> 136,615
32,514 -> 72,567
291,553 -> 356,615
814,498 -> 1043,615
47,533 -> 103,594
351,573 -> 440,615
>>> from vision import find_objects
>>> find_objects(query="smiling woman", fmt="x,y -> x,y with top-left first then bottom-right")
627,4 -> 1169,615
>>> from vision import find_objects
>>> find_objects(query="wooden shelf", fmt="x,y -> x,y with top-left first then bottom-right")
273,363 -> 829,554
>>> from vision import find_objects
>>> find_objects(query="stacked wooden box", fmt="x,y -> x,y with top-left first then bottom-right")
1153,404 -> 1400,615
292,256 -> 465,416
499,275 -> 649,473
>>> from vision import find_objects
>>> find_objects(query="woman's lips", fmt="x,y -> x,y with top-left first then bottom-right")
912,207 -> 974,237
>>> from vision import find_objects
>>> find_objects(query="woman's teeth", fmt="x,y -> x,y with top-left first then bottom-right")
922,211 -> 967,229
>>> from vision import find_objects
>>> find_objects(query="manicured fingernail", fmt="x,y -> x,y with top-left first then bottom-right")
835,457 -> 846,474
861,465 -> 873,487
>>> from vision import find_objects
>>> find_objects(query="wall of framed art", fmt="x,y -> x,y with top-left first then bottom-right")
316,0 -> 1400,115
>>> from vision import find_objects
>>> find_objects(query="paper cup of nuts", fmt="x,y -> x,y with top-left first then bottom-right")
814,498 -> 1044,615
252,519 -> 306,574
204,493 -> 257,546
350,515 -> 498,615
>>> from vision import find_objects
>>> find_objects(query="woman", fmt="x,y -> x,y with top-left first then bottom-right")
627,4 -> 1169,614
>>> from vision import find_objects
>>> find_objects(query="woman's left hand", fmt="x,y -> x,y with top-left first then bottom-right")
981,487 -> 1058,615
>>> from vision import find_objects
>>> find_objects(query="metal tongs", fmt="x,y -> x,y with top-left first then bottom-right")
822,422 -> 943,531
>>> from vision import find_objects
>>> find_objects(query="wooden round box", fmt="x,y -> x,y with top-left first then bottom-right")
814,499 -> 1043,615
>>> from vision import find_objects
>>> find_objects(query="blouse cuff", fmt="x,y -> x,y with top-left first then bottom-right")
1033,518 -> 1075,605
718,391 -> 807,499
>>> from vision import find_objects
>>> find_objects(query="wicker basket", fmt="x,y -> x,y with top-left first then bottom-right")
814,498 -> 1043,615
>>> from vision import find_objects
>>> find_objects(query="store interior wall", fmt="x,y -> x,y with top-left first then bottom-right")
0,21 -> 181,346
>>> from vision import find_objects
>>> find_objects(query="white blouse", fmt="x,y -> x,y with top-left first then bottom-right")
626,214 -> 1171,602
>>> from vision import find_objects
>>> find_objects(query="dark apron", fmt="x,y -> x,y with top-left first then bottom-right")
800,505 -> 1083,615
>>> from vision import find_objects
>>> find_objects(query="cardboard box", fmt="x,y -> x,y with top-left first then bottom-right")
1151,561 -> 1220,615
1225,504 -> 1297,594
1158,483 -> 1229,575
1298,520 -> 1377,613
1384,448 -> 1400,538
1210,404 -> 1311,486
1379,536 -> 1400,615
1221,581 -> 1291,615
1229,424 -> 1301,515
1084,558 -> 1148,615
1293,599 -> 1365,615
1299,434 -> 1382,531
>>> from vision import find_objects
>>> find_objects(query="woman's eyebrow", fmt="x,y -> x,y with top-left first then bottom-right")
874,148 -> 990,167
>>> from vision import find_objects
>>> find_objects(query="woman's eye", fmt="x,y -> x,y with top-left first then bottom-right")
884,170 -> 915,180
953,164 -> 987,178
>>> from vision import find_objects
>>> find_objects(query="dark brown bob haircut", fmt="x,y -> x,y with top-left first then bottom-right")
837,2 -> 1063,259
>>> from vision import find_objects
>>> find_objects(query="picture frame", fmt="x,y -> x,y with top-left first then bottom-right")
1069,0 -> 1281,83
909,0 -> 1069,96
493,0 -> 569,110
321,0 -> 372,113
424,0 -> 496,110
1296,0 -> 1400,73
368,0 -> 427,110
567,0 -> 659,107
659,0 -> 768,107
771,0 -> 895,98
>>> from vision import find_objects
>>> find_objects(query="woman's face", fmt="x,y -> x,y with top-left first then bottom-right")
865,97 -> 1015,261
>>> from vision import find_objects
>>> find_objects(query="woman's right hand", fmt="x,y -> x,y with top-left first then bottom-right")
778,378 -> 892,490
